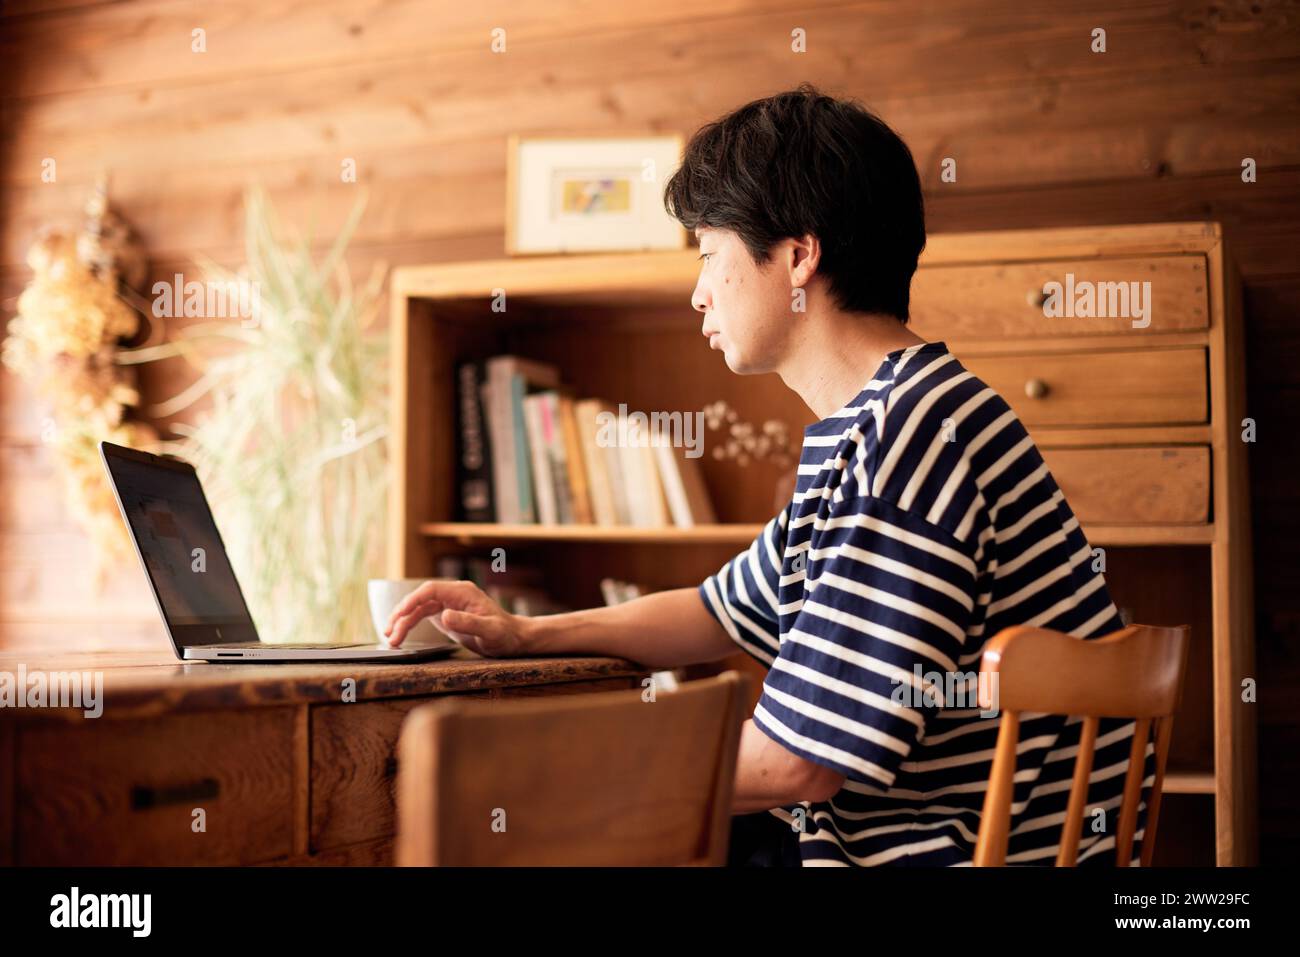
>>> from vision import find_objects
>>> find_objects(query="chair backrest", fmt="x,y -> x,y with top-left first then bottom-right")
973,623 -> 1190,867
395,671 -> 750,866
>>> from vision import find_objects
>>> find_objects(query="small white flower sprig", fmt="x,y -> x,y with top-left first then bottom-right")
702,400 -> 796,469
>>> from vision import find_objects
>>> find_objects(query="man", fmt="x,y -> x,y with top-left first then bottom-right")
386,84 -> 1148,866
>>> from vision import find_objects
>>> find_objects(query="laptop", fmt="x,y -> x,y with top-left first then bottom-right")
100,441 -> 458,663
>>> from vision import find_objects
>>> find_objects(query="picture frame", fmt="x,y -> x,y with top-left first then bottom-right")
505,134 -> 688,255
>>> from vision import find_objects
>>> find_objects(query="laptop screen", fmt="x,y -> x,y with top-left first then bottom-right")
102,444 -> 260,648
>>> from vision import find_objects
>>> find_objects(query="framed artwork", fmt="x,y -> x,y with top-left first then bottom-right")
505,134 -> 687,255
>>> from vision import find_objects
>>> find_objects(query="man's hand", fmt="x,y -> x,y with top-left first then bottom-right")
384,579 -> 526,656
385,584 -> 734,669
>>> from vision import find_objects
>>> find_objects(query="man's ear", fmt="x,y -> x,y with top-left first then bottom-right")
789,233 -> 821,287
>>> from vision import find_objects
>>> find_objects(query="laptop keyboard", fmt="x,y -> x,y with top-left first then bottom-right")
216,641 -> 372,650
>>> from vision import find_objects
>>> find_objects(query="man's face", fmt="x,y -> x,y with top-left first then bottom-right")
692,226 -> 794,375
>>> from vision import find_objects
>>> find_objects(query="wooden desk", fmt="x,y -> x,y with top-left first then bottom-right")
0,647 -> 648,865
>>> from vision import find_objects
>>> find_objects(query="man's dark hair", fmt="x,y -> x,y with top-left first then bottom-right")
664,83 -> 926,322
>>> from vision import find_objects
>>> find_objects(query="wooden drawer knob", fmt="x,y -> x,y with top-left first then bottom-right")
1024,377 -> 1050,399
1026,287 -> 1050,308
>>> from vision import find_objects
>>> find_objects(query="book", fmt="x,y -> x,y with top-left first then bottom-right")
557,395 -> 594,525
599,577 -> 623,607
573,399 -> 617,526
454,361 -> 494,521
620,435 -> 670,527
470,364 -> 701,529
484,357 -> 559,523
522,393 -> 559,524
540,393 -> 575,524
652,439 -> 717,527
510,374 -> 533,521
598,407 -> 632,525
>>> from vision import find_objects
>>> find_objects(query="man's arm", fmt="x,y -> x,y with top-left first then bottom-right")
733,719 -> 846,813
384,580 -> 839,807
522,586 -> 738,668
529,591 -> 846,809
384,580 -> 736,669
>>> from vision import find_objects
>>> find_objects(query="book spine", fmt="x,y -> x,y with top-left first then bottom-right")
652,440 -> 693,528
558,397 -> 594,525
603,432 -> 631,525
523,394 -> 557,524
511,373 -> 537,523
456,361 -> 494,521
575,400 -> 617,526
677,445 -> 717,524
485,360 -> 518,523
542,394 -> 575,524
636,439 -> 670,526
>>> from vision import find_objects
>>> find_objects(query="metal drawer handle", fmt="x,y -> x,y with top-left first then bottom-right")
130,777 -> 220,810
1024,378 -> 1050,399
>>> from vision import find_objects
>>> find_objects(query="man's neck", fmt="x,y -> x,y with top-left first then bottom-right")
778,310 -> 927,420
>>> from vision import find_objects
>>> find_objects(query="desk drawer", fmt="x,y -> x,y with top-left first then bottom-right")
962,347 -> 1207,428
17,708 -> 296,865
311,696 -> 433,852
911,255 -> 1208,339
1042,446 -> 1210,525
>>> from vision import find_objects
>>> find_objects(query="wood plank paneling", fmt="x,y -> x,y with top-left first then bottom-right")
5,0 -> 1297,101
3,50 -> 1298,263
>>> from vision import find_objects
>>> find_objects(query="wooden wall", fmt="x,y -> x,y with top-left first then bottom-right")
1,0 -> 1297,858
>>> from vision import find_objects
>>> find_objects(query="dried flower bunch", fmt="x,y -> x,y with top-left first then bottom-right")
702,399 -> 795,468
1,175 -> 156,579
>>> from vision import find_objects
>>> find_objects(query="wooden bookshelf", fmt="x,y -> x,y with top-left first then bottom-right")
387,222 -> 1256,865
417,521 -> 1214,548
419,522 -> 765,546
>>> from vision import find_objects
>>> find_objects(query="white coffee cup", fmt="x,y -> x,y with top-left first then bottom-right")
367,578 -> 447,647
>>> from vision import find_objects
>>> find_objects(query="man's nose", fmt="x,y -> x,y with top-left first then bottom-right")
691,283 -> 710,313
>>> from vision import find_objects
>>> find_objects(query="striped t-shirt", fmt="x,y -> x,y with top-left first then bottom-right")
700,340 -> 1153,866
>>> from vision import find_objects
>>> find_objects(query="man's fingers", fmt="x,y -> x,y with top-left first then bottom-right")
440,610 -> 504,654
386,603 -> 443,648
390,599 -> 445,635
385,580 -> 477,635
385,583 -> 442,633
382,581 -> 503,650
384,594 -> 452,640
386,613 -> 415,647
387,595 -> 490,648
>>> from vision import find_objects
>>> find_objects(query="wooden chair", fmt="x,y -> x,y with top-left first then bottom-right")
973,623 -> 1190,866
395,671 -> 750,866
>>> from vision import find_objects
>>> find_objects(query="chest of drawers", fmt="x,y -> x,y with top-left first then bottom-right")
905,222 -> 1255,865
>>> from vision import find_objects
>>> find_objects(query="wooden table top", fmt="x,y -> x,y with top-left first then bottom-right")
0,645 -> 647,723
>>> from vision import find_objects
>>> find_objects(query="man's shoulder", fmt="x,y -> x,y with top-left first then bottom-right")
884,349 -> 1011,431
858,351 -> 1046,541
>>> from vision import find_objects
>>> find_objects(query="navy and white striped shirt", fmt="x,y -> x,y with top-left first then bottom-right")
700,341 -> 1152,866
